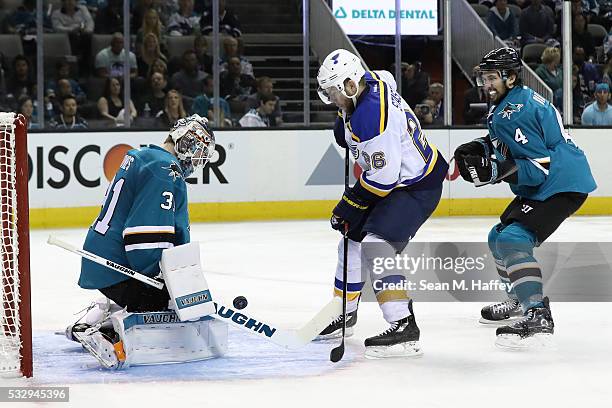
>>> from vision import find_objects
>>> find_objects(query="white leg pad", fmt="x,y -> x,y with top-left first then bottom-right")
110,309 -> 228,367
160,242 -> 216,321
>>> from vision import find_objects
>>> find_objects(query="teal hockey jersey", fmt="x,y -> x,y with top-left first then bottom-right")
78,145 -> 190,289
487,85 -> 596,200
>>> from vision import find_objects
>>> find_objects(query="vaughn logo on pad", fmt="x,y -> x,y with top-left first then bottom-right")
175,290 -> 212,309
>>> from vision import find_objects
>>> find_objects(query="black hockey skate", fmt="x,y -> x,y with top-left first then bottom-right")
479,298 -> 523,326
495,297 -> 554,349
315,310 -> 357,340
364,300 -> 423,358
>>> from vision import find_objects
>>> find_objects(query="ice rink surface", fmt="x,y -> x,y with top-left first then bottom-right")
4,216 -> 612,407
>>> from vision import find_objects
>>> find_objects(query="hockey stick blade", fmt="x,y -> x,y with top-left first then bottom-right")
212,297 -> 341,350
330,342 -> 345,363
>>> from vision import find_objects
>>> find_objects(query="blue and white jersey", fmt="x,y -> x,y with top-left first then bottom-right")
487,85 -> 596,200
79,145 -> 190,289
338,70 -> 442,198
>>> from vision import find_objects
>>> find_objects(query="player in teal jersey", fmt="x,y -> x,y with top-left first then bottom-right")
454,48 -> 596,348
69,114 -> 215,337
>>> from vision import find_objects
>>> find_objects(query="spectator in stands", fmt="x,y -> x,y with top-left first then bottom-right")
581,82 -> 612,124
602,55 -> 612,86
487,0 -> 518,41
414,98 -> 437,126
136,8 -> 167,56
428,82 -> 444,123
201,0 -> 242,37
7,55 -> 35,100
51,0 -> 95,33
535,47 -> 563,93
48,94 -> 88,129
132,0 -> 176,30
97,77 -> 137,125
48,78 -> 86,117
167,0 -> 200,36
94,0 -> 123,34
519,0 -> 555,45
171,50 -> 208,104
51,0 -> 94,74
192,76 -> 232,126
191,75 -> 231,124
245,77 -> 282,126
46,60 -> 87,103
220,36 -> 254,77
574,45 -> 601,95
137,72 -> 167,117
395,61 -> 430,109
138,33 -> 168,78
5,0 -> 52,35
595,0 -> 612,30
220,56 -> 256,113
573,13 -> 596,59
17,95 -> 39,129
239,93 -> 277,127
95,32 -> 138,79
155,89 -> 187,127
555,68 -> 587,123
147,58 -> 169,78
194,35 -> 213,74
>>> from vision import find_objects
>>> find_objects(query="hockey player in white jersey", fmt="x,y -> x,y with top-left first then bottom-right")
315,49 -> 448,358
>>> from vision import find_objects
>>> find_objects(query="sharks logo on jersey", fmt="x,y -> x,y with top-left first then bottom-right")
163,162 -> 183,182
498,102 -> 524,120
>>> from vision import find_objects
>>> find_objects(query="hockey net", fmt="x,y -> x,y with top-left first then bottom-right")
0,112 -> 32,378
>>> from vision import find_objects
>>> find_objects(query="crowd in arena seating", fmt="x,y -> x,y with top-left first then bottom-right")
0,0 -> 282,129
474,0 -> 612,125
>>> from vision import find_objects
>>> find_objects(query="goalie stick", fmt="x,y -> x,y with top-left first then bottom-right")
47,235 -> 342,349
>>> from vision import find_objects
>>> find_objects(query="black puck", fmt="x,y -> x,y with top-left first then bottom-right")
233,295 -> 248,310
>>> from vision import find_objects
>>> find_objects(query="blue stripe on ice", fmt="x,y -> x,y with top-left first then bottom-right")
32,328 -> 356,383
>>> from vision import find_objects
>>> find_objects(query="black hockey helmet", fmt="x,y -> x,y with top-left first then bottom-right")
477,47 -> 522,85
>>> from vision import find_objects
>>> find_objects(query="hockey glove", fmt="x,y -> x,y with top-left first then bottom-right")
454,138 -> 493,182
463,155 -> 518,186
331,188 -> 369,232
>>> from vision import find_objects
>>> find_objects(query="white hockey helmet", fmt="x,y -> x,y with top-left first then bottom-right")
169,114 -> 215,177
317,49 -> 365,105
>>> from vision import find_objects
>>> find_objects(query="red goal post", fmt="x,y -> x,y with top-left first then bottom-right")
0,112 -> 32,378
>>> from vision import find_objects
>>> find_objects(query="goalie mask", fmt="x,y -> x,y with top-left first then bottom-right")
317,49 -> 365,106
169,114 -> 215,178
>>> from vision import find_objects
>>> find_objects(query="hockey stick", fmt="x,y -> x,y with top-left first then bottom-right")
330,147 -> 350,363
47,235 -> 342,349
466,161 -> 518,187
47,235 -> 165,289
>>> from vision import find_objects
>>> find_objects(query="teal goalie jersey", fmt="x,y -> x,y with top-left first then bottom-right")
487,85 -> 596,200
78,145 -> 190,289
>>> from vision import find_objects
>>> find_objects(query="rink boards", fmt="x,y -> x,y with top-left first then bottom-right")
26,128 -> 611,228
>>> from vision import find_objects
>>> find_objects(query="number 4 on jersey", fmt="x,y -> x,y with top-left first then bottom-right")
514,128 -> 528,145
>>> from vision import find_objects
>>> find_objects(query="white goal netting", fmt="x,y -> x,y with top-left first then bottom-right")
0,112 -> 22,376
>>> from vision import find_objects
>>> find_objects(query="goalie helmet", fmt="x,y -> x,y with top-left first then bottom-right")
317,49 -> 365,105
169,114 -> 215,178
476,47 -> 522,86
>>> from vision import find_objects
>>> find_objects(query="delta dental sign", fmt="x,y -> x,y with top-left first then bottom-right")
332,0 -> 438,36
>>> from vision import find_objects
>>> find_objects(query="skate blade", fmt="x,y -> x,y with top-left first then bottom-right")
479,316 -> 524,326
495,333 -> 554,350
364,341 -> 423,359
314,327 -> 354,341
74,332 -> 122,369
